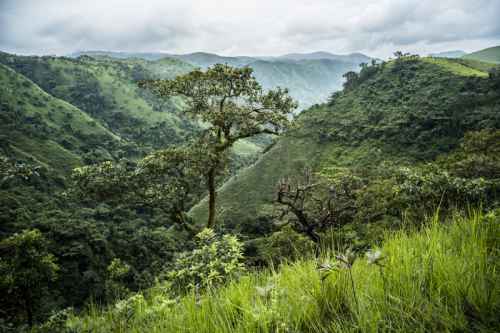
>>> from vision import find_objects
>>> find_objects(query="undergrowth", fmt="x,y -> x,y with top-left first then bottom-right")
66,210 -> 499,332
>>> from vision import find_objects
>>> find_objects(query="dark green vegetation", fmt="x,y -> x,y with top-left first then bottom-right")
0,53 -> 265,328
68,212 -> 500,332
191,55 -> 500,241
463,45 -> 500,64
1,50 -> 500,332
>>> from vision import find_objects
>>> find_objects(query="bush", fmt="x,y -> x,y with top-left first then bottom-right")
167,228 -> 245,293
257,226 -> 315,263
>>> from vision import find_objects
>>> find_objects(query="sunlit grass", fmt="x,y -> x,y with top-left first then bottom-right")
423,57 -> 489,77
68,211 -> 499,332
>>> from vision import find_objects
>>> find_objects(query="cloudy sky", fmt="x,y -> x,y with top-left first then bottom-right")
1,0 -> 500,58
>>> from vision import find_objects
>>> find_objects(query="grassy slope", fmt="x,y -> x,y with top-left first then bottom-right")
0,52 -> 197,149
0,64 -> 121,173
0,52 -> 264,164
190,57 -> 499,225
70,212 -> 500,332
463,45 -> 500,64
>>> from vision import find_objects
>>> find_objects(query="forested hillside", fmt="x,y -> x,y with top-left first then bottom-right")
64,55 -> 500,333
1,52 -> 499,332
73,50 -> 370,108
0,63 -> 121,173
0,52 -> 196,154
191,56 -> 500,242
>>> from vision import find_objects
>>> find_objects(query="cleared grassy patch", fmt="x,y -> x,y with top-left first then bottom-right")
423,57 -> 489,77
69,211 -> 499,332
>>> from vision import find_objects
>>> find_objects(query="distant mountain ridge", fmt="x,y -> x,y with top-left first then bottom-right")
463,45 -> 500,64
71,50 -> 374,108
278,51 -> 373,63
428,50 -> 467,58
70,50 -> 374,67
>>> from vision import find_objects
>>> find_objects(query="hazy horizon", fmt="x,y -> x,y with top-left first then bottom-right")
1,0 -> 500,59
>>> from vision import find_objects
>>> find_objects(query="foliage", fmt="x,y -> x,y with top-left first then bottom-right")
0,155 -> 41,188
0,229 -> 59,327
167,228 -> 245,293
275,168 -> 363,243
105,258 -> 132,302
69,211 -> 500,332
191,56 -> 500,229
252,226 -> 316,264
141,63 -> 297,227
70,145 -> 207,230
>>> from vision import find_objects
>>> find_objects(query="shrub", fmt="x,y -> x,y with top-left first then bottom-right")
258,226 -> 315,263
167,228 -> 245,293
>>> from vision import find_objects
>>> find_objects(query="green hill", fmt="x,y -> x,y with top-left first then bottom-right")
428,50 -> 466,58
190,56 -> 500,227
0,64 -> 121,173
0,52 -> 197,151
0,52 -> 266,164
250,59 -> 360,108
73,50 -> 372,109
463,45 -> 500,64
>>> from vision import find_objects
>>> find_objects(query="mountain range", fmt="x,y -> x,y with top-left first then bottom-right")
71,50 -> 375,108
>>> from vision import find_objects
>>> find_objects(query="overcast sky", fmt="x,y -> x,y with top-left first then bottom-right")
1,0 -> 500,58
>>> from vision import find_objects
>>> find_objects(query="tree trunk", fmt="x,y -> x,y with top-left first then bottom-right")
306,227 -> 321,244
24,293 -> 33,327
207,167 -> 216,228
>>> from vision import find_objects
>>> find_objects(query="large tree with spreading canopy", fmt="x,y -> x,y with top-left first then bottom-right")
140,64 -> 297,228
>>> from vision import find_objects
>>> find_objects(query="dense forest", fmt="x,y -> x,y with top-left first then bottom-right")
0,47 -> 499,332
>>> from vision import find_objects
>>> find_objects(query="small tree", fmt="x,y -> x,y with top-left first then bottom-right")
140,64 -> 297,227
275,168 -> 363,243
168,228 -> 245,293
342,71 -> 359,91
0,229 -> 59,327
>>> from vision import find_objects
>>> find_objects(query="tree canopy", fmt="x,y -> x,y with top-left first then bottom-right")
140,64 -> 297,227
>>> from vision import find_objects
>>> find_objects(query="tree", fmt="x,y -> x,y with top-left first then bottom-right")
342,71 -> 360,91
275,168 -> 363,243
140,64 -> 297,227
0,229 -> 59,327
71,145 -> 205,232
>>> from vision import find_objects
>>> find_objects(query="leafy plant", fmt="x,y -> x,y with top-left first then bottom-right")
168,228 -> 245,293
0,229 -> 59,327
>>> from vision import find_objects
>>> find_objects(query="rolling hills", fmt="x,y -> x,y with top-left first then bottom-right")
0,52 -> 267,173
73,50 -> 373,109
428,50 -> 466,58
0,52 -> 197,152
190,56 -> 500,228
0,63 -> 122,173
463,45 -> 500,64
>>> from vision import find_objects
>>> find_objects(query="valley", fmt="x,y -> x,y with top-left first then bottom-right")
0,45 -> 499,332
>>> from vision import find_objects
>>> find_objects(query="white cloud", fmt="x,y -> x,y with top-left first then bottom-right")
1,0 -> 499,58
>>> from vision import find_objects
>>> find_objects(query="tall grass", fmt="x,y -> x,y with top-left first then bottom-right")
68,211 -> 499,332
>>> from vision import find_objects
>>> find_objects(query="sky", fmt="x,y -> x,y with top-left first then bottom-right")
1,0 -> 500,59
